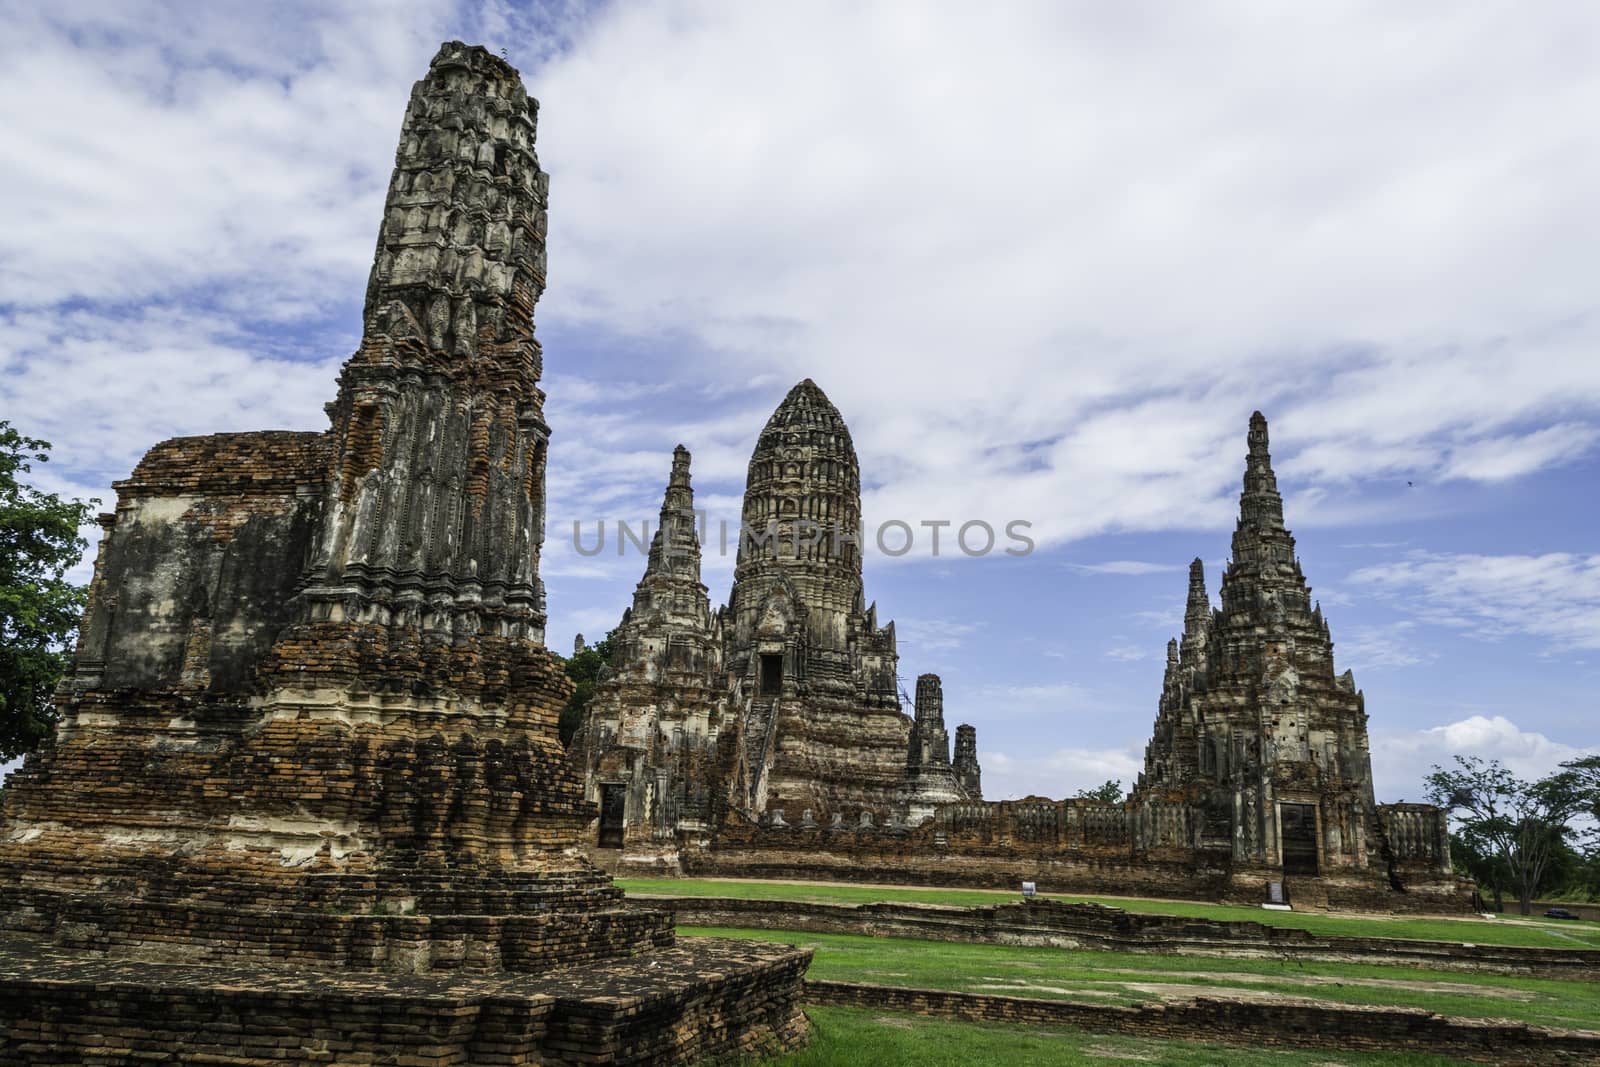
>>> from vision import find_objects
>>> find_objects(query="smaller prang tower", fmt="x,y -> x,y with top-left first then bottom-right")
569,446 -> 729,856
953,723 -> 983,800
899,674 -> 968,821
1135,412 -> 1378,878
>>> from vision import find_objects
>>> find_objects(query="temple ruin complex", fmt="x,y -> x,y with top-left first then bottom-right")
0,42 -> 810,1065
0,39 -> 1476,1064
573,408 -> 1467,912
568,381 -> 983,868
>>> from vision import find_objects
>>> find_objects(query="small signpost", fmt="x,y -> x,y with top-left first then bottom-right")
1263,880 -> 1292,910
1021,881 -> 1037,899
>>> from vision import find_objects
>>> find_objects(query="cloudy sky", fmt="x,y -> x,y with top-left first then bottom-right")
2,0 -> 1597,800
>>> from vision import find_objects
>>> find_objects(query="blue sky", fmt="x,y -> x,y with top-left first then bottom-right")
2,1 -> 1596,800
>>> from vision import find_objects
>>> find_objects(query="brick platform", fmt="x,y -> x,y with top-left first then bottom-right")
0,934 -> 811,1065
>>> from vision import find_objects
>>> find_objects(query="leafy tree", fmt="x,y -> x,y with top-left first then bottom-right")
1558,755 -> 1600,902
558,631 -> 616,747
1076,779 -> 1124,804
1,422 -> 94,762
1446,831 -> 1507,911
1565,755 -> 1600,827
1425,755 -> 1587,916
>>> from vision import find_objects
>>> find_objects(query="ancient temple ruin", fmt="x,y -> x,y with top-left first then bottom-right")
574,410 -> 1465,911
569,381 -> 983,870
0,42 -> 810,1065
1133,412 -> 1381,879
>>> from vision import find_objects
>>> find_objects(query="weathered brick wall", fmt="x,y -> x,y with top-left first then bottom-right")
804,980 -> 1600,1064
689,798 -> 1473,913
70,430 -> 330,696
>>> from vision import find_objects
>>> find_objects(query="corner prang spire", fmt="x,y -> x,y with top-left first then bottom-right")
1228,411 -> 1295,576
646,445 -> 701,581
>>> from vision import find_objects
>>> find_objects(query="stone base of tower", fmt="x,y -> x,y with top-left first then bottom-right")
0,640 -> 814,1064
759,698 -> 912,820
899,766 -> 967,825
0,935 -> 812,1066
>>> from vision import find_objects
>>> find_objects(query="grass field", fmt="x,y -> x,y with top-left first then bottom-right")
684,926 -> 1600,1031
618,876 -> 1600,950
768,1005 -> 1473,1067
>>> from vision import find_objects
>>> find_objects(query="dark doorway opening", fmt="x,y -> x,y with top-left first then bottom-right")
1280,803 -> 1319,875
759,653 -> 783,696
598,784 -> 625,849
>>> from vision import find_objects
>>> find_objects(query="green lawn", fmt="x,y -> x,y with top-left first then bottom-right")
619,876 -> 1600,950
765,1005 -> 1471,1067
684,927 -> 1600,1032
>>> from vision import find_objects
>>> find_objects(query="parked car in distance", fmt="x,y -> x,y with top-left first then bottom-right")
1544,907 -> 1582,920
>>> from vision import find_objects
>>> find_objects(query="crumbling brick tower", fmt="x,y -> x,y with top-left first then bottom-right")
0,42 -> 809,1065
898,673 -> 970,822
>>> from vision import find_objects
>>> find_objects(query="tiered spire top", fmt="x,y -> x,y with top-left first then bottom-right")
1228,411 -> 1296,575
663,443 -> 693,511
762,379 -> 852,438
1183,558 -> 1209,636
1238,411 -> 1287,534
645,446 -> 701,580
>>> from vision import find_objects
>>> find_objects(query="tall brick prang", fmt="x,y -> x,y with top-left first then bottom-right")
0,41 -> 811,1066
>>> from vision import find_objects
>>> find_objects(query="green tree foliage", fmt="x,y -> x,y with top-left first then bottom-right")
1565,754 -> 1600,827
1425,755 -> 1588,916
559,631 -> 616,747
1557,755 -> 1600,902
1445,831 -> 1507,911
1,422 -> 94,762
1076,779 -> 1124,804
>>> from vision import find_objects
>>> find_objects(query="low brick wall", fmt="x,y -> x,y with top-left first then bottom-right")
804,979 -> 1600,1064
649,895 -> 1600,980
683,841 -> 1472,914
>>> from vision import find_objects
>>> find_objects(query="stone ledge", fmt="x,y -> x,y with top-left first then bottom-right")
644,895 -> 1600,980
0,935 -> 812,1065
804,979 -> 1600,1065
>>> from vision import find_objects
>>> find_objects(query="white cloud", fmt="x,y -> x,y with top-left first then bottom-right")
524,0 -> 1600,549
1068,560 -> 1184,576
1441,423 -> 1600,483
896,618 -> 980,653
1370,715 -> 1598,803
985,745 -> 1143,802
1335,621 -> 1431,672
1349,551 -> 1600,651
964,681 -> 1102,723
6,2 -> 1600,578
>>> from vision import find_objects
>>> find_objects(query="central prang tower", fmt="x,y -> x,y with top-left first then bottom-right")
723,379 -> 909,818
